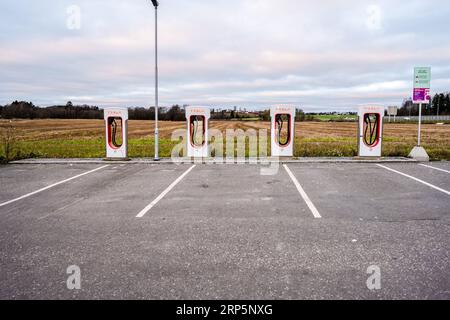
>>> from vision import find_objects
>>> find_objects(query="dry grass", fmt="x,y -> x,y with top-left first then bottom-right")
0,119 -> 449,160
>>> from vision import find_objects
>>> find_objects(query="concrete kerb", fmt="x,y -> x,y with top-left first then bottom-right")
10,157 -> 418,165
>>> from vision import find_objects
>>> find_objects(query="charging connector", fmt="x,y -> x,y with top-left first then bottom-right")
108,117 -> 122,148
363,114 -> 380,147
275,114 -> 291,147
190,115 -> 205,147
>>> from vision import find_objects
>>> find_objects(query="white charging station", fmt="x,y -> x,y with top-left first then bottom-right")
358,106 -> 384,157
104,108 -> 128,159
270,105 -> 295,157
186,106 -> 210,158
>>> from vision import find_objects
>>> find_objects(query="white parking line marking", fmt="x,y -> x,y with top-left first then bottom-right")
283,164 -> 322,219
419,164 -> 450,174
377,164 -> 450,196
0,165 -> 109,208
136,165 -> 196,218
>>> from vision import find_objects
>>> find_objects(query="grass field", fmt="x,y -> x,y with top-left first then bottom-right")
1,119 -> 449,161
308,114 -> 357,121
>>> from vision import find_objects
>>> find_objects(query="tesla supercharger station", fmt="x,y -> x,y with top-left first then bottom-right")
358,106 -> 384,157
186,106 -> 210,158
270,105 -> 295,157
104,108 -> 128,159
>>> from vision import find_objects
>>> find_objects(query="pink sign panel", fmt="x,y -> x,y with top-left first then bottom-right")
413,88 -> 430,103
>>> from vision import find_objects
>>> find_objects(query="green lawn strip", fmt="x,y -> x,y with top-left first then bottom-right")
2,136 -> 449,161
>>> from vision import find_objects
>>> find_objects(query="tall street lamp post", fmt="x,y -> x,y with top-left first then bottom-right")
150,0 -> 159,161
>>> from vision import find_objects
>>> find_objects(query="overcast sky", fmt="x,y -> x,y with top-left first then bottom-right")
1,0 -> 449,111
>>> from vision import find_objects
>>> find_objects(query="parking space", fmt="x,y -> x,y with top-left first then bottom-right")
0,164 -> 194,299
145,165 -> 309,219
380,163 -> 450,192
0,162 -> 449,299
285,163 -> 450,222
0,164 -> 105,203
0,164 -> 193,220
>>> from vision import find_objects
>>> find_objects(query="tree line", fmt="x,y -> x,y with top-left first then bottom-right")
2,93 -> 448,121
0,101 -> 373,122
0,101 -> 188,121
397,93 -> 450,116
0,101 -> 273,121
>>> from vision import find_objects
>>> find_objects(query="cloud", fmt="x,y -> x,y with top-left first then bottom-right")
0,0 -> 449,111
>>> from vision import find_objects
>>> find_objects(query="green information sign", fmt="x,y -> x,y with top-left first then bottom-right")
414,67 -> 431,89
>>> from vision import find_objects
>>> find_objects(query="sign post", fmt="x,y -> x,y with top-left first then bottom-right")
413,67 -> 431,146
387,106 -> 398,123
409,67 -> 430,161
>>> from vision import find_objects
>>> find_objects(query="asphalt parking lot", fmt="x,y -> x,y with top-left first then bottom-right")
0,161 -> 449,299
